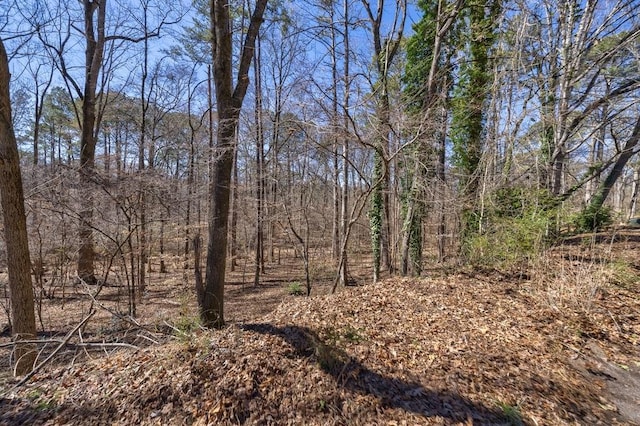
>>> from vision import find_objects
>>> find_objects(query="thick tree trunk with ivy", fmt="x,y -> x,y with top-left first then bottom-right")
450,0 -> 501,252
400,156 -> 425,276
400,0 -> 462,275
370,155 -> 384,281
202,0 -> 268,328
0,38 -> 37,376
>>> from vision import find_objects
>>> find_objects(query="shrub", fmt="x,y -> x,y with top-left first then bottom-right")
287,282 -> 305,296
572,204 -> 612,232
463,187 -> 556,270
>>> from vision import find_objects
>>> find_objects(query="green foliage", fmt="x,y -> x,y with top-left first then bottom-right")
606,260 -> 640,289
174,314 -> 201,334
497,401 -> 524,426
369,155 -> 384,278
318,399 -> 326,411
408,203 -> 424,275
464,188 -> 556,269
287,281 -> 305,296
493,187 -> 557,218
451,0 -> 501,176
342,326 -> 365,343
465,215 -> 549,269
27,389 -> 56,411
323,325 -> 365,345
402,0 -> 440,112
451,0 -> 502,243
572,204 -> 612,232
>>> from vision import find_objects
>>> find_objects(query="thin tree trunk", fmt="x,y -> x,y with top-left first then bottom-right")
629,167 -> 639,219
329,3 -> 340,263
230,142 -> 239,272
253,34 -> 264,287
340,0 -> 350,288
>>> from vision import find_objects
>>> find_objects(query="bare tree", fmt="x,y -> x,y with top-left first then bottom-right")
202,0 -> 268,328
362,0 -> 406,282
36,0 -> 180,284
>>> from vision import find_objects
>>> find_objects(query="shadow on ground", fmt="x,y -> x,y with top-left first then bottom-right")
241,323 -> 515,424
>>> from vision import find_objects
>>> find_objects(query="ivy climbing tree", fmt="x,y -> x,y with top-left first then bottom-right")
401,0 -> 463,275
363,0 -> 406,283
450,0 -> 501,253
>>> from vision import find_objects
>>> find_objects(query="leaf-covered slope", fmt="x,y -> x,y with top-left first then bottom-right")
2,272 -> 638,425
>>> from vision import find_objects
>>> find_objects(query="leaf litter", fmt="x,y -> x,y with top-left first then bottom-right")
1,237 -> 639,425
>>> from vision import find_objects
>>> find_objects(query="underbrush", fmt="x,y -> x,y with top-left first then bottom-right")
463,187 -> 557,272
529,246 -> 639,313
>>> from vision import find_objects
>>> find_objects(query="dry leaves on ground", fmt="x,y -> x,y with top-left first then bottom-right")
1,237 -> 639,425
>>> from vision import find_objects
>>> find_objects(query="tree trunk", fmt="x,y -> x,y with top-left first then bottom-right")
329,3 -> 340,263
78,0 -> 108,285
363,0 -> 405,282
202,0 -> 268,328
588,117 -> 640,214
0,38 -> 37,376
340,0 -> 351,288
253,34 -> 264,287
629,167 -> 639,219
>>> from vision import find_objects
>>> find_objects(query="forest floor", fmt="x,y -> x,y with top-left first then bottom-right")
0,232 -> 639,425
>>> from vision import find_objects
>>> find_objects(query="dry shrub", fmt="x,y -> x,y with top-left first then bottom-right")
530,251 -> 612,313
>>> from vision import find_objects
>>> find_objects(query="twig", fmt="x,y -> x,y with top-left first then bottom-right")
72,342 -> 139,350
4,310 -> 96,394
607,310 -> 623,334
136,332 -> 160,345
78,276 -> 149,332
162,320 -> 184,336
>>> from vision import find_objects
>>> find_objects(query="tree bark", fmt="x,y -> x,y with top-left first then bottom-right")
340,0 -> 350,288
0,37 -> 37,376
202,0 -> 268,328
587,116 -> 640,214
77,0 -> 108,284
363,0 -> 406,282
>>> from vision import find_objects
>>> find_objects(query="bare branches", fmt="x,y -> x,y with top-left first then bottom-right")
5,310 -> 95,392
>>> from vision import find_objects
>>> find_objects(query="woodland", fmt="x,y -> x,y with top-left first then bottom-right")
1,0 -> 640,424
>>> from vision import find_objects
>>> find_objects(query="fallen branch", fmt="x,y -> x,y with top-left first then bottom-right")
5,309 -> 96,393
0,340 -> 138,350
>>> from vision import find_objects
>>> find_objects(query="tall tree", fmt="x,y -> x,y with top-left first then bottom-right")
339,0 -> 352,288
77,0 -> 106,284
36,0 -> 109,284
401,0 -> 463,275
0,37 -> 37,376
37,0 -> 178,284
202,0 -> 268,328
253,30 -> 265,286
363,0 -> 406,283
450,0 -> 501,249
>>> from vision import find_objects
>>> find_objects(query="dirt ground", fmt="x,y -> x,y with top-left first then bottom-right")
0,233 -> 639,425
